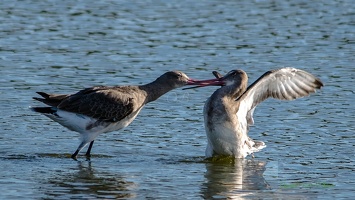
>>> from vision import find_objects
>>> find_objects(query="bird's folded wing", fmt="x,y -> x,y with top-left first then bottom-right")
58,87 -> 134,122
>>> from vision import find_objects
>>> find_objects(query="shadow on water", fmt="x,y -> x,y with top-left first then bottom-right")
1,153 -> 113,160
200,157 -> 270,199
40,161 -> 136,199
37,153 -> 114,160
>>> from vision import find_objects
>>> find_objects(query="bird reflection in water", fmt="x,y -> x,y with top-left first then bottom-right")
42,161 -> 136,199
201,158 -> 270,199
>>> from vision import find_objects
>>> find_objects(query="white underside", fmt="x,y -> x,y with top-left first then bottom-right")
205,113 -> 266,158
43,108 -> 143,145
205,128 -> 266,158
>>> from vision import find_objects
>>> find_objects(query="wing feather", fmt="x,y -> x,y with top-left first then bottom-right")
237,67 -> 323,127
278,81 -> 291,100
33,92 -> 69,107
58,87 -> 134,122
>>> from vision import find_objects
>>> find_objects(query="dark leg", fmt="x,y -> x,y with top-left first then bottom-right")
71,141 -> 87,160
85,140 -> 95,158
71,150 -> 79,160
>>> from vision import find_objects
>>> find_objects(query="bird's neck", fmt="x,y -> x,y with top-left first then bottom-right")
213,84 -> 247,113
221,84 -> 247,99
139,81 -> 174,103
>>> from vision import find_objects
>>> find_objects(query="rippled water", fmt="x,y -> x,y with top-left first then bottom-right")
1,0 -> 354,199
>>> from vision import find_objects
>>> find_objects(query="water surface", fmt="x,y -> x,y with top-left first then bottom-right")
1,0 -> 354,199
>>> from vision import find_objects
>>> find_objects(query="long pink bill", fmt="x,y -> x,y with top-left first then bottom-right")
184,78 -> 225,90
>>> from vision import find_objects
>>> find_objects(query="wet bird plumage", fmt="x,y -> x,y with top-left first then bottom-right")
204,67 -> 323,158
31,71 -> 210,159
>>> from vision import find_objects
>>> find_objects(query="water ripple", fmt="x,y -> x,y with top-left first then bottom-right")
0,0 -> 354,199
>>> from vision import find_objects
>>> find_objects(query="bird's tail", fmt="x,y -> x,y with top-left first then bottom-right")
33,92 -> 68,107
30,106 -> 57,114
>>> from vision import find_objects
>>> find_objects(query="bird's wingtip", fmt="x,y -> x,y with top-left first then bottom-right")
36,92 -> 49,98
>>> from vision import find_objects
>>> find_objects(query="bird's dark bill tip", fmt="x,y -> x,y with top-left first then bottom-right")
212,71 -> 223,79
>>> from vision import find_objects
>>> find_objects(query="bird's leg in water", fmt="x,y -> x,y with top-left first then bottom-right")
85,140 -> 95,158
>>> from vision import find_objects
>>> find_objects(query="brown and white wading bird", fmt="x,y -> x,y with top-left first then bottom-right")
188,67 -> 323,158
31,71 -> 216,159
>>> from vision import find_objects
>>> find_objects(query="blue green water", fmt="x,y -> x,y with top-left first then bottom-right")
1,0 -> 354,199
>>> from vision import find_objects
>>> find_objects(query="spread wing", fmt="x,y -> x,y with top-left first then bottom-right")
236,67 -> 323,127
57,86 -> 134,122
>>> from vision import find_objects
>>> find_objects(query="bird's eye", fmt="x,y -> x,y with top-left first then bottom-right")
227,70 -> 237,76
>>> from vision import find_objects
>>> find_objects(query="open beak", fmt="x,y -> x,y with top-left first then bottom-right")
184,78 -> 225,90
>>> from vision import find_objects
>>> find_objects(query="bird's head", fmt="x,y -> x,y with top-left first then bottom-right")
221,70 -> 248,87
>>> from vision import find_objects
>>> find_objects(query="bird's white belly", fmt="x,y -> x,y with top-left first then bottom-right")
47,107 -> 143,134
206,123 -> 248,157
206,116 -> 252,158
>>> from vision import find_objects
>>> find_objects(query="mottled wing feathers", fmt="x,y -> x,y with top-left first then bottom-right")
34,86 -> 135,122
237,67 -> 323,126
58,87 -> 134,122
